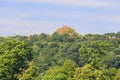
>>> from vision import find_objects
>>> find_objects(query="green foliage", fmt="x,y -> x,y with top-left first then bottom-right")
74,64 -> 94,80
114,69 -> 120,80
100,51 -> 120,69
42,59 -> 76,80
73,64 -> 104,80
1,28 -> 120,80
19,61 -> 39,80
102,68 -> 116,80
0,39 -> 32,80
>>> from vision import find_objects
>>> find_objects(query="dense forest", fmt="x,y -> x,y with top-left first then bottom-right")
1,26 -> 120,80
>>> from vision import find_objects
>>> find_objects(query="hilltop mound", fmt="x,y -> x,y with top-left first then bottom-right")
54,25 -> 83,38
56,25 -> 75,35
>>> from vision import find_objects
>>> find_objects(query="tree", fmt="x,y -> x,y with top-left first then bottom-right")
19,61 -> 39,80
42,59 -> 76,80
0,39 -> 32,80
114,69 -> 120,80
79,40 -> 110,68
73,64 -> 104,80
102,68 -> 116,80
101,52 -> 120,69
73,64 -> 94,80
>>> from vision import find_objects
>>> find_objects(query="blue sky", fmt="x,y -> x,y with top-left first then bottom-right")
0,0 -> 120,36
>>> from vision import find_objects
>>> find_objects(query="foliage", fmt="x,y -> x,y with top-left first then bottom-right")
19,61 -> 39,80
0,27 -> 120,80
0,39 -> 32,80
42,59 -> 76,80
73,64 -> 104,80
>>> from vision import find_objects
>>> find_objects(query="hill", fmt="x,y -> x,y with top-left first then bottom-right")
56,25 -> 75,35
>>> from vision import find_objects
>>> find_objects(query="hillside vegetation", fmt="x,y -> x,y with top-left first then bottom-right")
56,26 -> 75,35
0,26 -> 120,80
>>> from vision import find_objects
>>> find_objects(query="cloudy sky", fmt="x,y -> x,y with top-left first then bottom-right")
0,0 -> 120,36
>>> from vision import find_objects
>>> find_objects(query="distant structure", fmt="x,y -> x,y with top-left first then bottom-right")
108,35 -> 116,39
28,31 -> 32,40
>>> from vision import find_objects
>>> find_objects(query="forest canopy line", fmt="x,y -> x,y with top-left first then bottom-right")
0,26 -> 120,80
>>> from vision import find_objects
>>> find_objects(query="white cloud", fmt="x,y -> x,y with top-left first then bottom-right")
0,18 -> 60,28
0,7 -> 120,28
0,17 -> 62,36
79,14 -> 120,23
0,0 -> 120,36
0,7 -> 29,19
3,0 -> 119,8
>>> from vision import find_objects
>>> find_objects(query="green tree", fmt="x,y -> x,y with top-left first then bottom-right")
73,64 -> 103,80
0,39 -> 32,80
79,40 -> 110,68
19,61 -> 39,80
73,64 -> 94,80
114,69 -> 120,80
42,59 -> 76,80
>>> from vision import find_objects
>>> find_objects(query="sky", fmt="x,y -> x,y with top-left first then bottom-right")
0,0 -> 120,36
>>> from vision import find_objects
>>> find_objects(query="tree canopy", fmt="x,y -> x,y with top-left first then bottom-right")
0,27 -> 120,80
